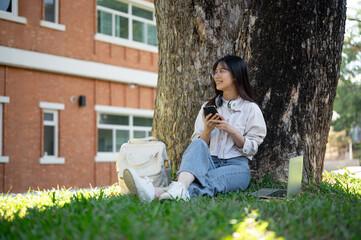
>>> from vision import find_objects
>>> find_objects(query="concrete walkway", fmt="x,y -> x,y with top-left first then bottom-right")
329,166 -> 361,178
324,159 -> 361,179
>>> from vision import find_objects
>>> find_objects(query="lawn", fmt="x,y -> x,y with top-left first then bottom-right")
0,170 -> 360,240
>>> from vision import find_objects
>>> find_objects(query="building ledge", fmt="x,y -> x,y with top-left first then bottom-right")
0,12 -> 27,24
40,20 -> 66,31
0,46 -> 157,88
0,156 -> 9,163
95,153 -> 117,162
95,33 -> 158,53
0,96 -> 9,103
39,102 -> 65,110
40,157 -> 65,164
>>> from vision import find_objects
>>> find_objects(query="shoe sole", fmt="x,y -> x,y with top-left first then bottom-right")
123,169 -> 138,196
159,193 -> 189,201
158,192 -> 171,201
158,191 -> 189,201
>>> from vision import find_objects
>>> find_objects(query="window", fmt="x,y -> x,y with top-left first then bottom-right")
39,102 -> 65,164
43,110 -> 58,157
94,105 -> 154,162
0,96 -> 9,163
45,0 -> 58,23
97,113 -> 152,153
96,0 -> 157,52
0,0 -> 27,24
0,0 -> 17,15
40,0 -> 65,31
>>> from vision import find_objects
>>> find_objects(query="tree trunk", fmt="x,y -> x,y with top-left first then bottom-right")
153,0 -> 346,183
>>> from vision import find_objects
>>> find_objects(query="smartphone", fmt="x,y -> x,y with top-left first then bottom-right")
203,105 -> 218,117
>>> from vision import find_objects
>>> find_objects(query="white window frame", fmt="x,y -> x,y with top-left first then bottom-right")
95,105 -> 153,162
39,101 -> 65,164
43,110 -> 58,155
0,0 -> 27,24
95,0 -> 157,53
0,96 -> 10,163
40,0 -> 66,31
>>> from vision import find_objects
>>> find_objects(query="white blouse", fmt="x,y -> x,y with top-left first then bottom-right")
191,97 -> 267,160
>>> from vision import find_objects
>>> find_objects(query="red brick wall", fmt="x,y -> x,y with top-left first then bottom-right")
0,0 -> 158,73
0,66 -> 156,192
0,0 -> 158,192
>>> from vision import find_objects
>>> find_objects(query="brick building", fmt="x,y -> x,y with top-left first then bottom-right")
0,0 -> 158,193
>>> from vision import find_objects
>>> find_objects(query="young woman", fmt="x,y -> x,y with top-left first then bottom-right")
123,55 -> 267,202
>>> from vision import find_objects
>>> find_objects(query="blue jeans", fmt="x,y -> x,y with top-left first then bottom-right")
177,138 -> 250,198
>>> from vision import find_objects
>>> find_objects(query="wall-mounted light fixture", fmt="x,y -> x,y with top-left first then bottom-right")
79,95 -> 86,107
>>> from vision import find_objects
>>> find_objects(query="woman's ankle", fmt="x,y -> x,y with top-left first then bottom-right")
155,187 -> 169,198
178,171 -> 195,189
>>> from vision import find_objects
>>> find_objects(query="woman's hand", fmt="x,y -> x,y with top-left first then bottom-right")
199,113 -> 219,145
210,114 -> 245,148
209,114 -> 236,134
204,113 -> 219,132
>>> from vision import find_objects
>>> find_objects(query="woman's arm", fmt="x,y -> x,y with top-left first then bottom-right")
229,129 -> 246,148
199,114 -> 219,145
240,106 -> 267,156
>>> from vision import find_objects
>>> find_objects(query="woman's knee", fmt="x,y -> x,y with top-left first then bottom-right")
209,165 -> 250,192
182,138 -> 211,164
189,138 -> 208,149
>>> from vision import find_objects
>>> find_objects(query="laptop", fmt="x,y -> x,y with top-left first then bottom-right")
252,156 -> 303,199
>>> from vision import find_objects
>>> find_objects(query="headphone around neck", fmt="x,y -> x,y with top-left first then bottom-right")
215,94 -> 235,109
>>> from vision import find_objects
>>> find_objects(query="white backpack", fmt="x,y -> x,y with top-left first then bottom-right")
116,137 -> 171,193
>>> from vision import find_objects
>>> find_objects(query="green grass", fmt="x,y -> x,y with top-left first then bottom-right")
1,170 -> 360,240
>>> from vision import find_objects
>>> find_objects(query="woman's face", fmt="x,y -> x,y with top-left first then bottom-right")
213,62 -> 236,92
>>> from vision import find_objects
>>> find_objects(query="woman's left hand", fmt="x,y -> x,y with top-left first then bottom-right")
210,114 -> 246,148
209,114 -> 237,134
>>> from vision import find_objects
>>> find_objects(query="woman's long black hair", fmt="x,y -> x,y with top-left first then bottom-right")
206,55 -> 255,106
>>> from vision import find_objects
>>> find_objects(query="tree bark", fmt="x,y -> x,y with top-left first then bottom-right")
153,0 -> 346,183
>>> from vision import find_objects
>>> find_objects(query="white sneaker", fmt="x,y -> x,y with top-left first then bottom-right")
123,168 -> 155,202
159,182 -> 190,201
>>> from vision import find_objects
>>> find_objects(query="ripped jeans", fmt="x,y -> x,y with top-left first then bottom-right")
177,138 -> 250,198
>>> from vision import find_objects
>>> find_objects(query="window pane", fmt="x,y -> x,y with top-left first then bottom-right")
97,0 -> 128,13
115,15 -> 128,39
44,126 -> 55,156
134,131 -> 146,139
134,117 -> 153,127
44,112 -> 54,121
0,0 -> 12,13
116,130 -> 129,151
99,114 -> 129,125
133,20 -> 145,43
45,0 -> 56,22
98,129 -> 113,152
97,10 -> 112,36
132,6 -> 153,20
147,24 -> 157,46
